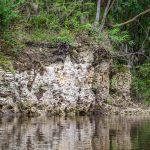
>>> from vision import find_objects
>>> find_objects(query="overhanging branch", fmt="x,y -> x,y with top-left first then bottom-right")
113,8 -> 150,27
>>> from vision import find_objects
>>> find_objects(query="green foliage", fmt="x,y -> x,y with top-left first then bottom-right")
80,23 -> 93,31
31,29 -> 54,42
30,13 -> 50,29
113,63 -> 129,73
111,77 -> 118,89
12,0 -> 96,45
0,52 -> 13,71
56,29 -> 74,44
0,0 -> 24,28
133,61 -> 150,104
29,13 -> 60,31
2,30 -> 24,55
31,29 -> 74,44
111,0 -> 150,59
109,28 -> 130,44
31,0 -> 95,32
0,0 -> 25,54
24,0 -> 96,45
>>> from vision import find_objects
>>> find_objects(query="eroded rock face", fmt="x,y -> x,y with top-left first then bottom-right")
16,55 -> 96,113
0,43 -> 133,115
110,68 -> 132,107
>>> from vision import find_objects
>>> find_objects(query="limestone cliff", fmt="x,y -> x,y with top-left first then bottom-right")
0,39 -> 135,116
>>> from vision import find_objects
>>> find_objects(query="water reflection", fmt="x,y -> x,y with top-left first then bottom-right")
0,115 -> 150,150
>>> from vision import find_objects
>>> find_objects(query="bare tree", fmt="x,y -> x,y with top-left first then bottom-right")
95,0 -> 101,23
99,0 -> 111,32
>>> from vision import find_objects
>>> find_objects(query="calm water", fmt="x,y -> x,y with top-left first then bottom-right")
0,116 -> 150,150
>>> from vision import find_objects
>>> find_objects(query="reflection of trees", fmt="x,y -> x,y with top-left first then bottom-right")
91,116 -> 132,150
92,116 -> 110,150
131,121 -> 150,150
0,116 -> 149,150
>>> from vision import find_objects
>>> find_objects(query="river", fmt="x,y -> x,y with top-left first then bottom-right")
0,115 -> 150,150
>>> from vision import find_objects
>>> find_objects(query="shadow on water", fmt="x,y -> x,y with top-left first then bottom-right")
0,115 -> 150,150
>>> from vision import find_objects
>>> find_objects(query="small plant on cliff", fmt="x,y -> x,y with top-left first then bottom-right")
108,27 -> 130,44
111,77 -> 118,89
56,29 -> 74,44
0,52 -> 14,72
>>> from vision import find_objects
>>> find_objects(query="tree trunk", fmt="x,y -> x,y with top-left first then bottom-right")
95,0 -> 101,23
99,0 -> 111,32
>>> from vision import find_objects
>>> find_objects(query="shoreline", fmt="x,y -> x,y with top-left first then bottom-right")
0,104 -> 150,117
